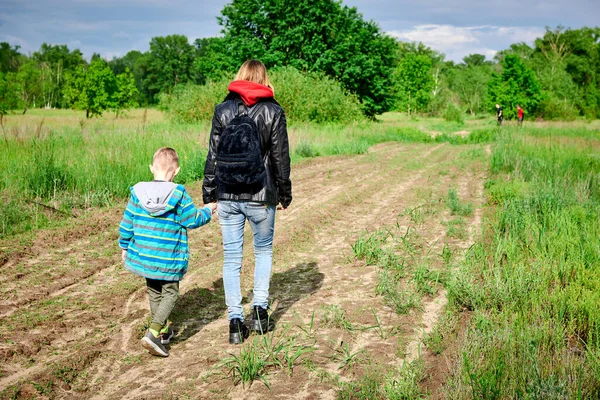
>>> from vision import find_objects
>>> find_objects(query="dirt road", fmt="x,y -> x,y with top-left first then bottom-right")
0,142 -> 487,399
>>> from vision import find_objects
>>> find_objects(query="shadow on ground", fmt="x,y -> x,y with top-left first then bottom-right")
170,262 -> 324,342
268,261 -> 324,323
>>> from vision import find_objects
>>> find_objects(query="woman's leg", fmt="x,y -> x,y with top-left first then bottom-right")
218,201 -> 246,321
245,203 -> 276,309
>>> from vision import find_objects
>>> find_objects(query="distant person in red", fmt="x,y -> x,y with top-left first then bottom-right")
517,105 -> 524,126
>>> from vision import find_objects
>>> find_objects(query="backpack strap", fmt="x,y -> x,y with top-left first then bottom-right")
237,101 -> 247,117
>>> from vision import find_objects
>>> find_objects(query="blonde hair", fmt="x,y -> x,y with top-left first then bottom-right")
152,147 -> 179,173
235,60 -> 273,90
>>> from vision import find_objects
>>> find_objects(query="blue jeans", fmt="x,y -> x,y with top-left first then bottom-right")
218,201 -> 276,321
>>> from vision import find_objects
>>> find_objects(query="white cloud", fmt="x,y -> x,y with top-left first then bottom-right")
495,27 -> 545,43
387,24 -> 545,62
389,24 -> 479,47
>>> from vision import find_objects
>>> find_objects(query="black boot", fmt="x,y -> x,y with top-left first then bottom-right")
229,318 -> 250,344
251,306 -> 275,334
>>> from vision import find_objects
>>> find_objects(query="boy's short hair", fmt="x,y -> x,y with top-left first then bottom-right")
152,147 -> 179,172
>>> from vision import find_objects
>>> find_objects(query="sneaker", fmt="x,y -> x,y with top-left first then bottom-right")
141,330 -> 169,357
251,306 -> 275,334
229,318 -> 250,344
160,326 -> 174,345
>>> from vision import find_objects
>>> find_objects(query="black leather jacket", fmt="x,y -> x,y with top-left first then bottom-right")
202,93 -> 292,208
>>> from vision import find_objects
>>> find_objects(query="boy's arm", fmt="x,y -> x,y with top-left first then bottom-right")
118,195 -> 136,250
179,189 -> 213,229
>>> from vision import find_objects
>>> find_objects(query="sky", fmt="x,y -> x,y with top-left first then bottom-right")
0,0 -> 598,63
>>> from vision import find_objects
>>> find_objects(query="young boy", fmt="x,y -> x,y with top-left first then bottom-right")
119,147 -> 216,357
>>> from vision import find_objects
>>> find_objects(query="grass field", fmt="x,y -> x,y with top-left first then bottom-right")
0,109 -> 496,237
0,108 -> 599,399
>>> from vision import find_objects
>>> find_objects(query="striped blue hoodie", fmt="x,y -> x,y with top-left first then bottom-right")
118,181 -> 212,281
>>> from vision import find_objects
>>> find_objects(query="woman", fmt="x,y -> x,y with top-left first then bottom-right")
202,60 -> 292,344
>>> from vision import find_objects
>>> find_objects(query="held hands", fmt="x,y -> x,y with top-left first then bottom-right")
206,202 -> 218,214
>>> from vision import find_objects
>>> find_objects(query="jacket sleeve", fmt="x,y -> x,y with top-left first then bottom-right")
179,188 -> 212,229
202,109 -> 222,204
269,109 -> 293,208
118,194 -> 136,250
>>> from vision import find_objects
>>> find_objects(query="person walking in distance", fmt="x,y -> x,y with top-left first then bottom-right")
496,104 -> 503,126
202,60 -> 292,344
517,105 -> 524,126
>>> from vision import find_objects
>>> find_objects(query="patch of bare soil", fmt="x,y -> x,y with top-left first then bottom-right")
0,142 -> 488,399
453,130 -> 470,137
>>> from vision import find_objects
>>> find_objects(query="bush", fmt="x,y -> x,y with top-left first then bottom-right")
158,80 -> 225,123
294,142 -> 320,158
160,66 -> 364,124
269,67 -> 363,123
443,103 -> 464,124
538,95 -> 580,121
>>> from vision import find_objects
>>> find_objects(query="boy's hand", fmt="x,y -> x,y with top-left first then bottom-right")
206,202 -> 217,214
121,249 -> 127,261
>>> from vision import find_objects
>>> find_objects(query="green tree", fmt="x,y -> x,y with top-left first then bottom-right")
448,54 -> 493,115
487,54 -> 543,119
560,27 -> 600,117
193,37 -> 236,83
395,53 -> 433,115
15,59 -> 42,114
394,41 -> 448,115
0,42 -> 22,73
109,51 -> 147,105
33,44 -> 86,108
462,53 -> 490,67
218,0 -> 397,117
0,71 -> 20,113
112,68 -> 138,118
33,44 -> 85,71
395,41 -> 445,66
495,42 -> 535,62
144,35 -> 196,102
532,27 -> 583,119
109,51 -> 139,76
64,58 -> 116,118
452,67 -> 491,115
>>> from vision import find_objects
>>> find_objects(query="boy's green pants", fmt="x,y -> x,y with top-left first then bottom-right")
146,278 -> 179,332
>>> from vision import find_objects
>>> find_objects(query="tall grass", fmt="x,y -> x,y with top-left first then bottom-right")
1,109 -> 497,237
447,128 -> 600,398
1,121 -> 209,236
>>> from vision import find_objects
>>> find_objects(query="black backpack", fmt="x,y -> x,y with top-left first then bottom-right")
215,104 -> 266,186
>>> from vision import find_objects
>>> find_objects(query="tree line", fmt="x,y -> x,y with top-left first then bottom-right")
0,0 -> 598,120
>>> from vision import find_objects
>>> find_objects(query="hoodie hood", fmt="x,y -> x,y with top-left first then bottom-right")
132,181 -> 181,216
228,80 -> 274,106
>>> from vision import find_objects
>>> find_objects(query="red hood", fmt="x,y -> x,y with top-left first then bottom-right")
228,80 -> 274,106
